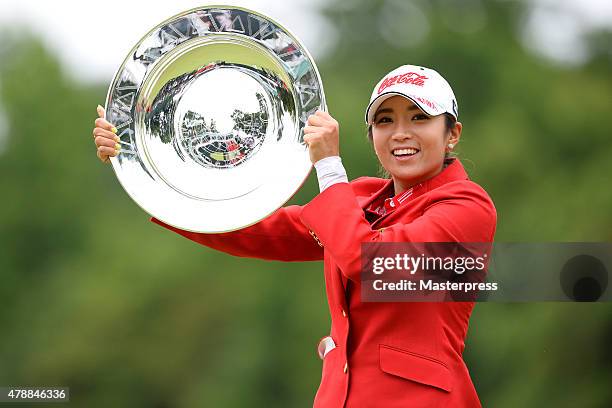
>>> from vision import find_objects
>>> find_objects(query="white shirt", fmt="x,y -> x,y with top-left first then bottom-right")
313,155 -> 349,192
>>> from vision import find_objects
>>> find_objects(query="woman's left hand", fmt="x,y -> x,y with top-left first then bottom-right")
303,110 -> 340,164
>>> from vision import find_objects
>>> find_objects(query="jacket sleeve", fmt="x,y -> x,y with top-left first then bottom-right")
150,205 -> 324,262
298,181 -> 497,281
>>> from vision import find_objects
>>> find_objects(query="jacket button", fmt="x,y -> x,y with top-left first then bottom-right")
341,309 -> 347,317
343,362 -> 348,374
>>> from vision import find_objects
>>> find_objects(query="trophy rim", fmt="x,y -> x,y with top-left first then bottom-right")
104,4 -> 326,233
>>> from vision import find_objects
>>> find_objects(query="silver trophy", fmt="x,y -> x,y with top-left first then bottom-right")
104,6 -> 326,233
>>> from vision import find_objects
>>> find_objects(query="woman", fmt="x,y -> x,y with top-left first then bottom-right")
92,65 -> 496,407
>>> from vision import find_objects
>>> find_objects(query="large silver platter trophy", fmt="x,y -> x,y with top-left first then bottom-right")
105,5 -> 325,233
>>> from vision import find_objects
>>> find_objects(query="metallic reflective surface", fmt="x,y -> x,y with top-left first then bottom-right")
105,6 -> 325,232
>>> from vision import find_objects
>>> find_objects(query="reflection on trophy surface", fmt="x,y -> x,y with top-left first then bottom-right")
105,6 -> 326,233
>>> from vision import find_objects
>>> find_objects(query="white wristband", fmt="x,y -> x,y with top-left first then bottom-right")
314,156 -> 349,192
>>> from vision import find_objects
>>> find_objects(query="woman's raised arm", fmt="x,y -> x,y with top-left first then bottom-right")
150,204 -> 324,262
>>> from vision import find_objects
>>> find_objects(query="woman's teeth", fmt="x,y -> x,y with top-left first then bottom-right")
393,148 -> 419,156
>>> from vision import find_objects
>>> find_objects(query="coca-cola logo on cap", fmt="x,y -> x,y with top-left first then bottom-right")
378,72 -> 428,94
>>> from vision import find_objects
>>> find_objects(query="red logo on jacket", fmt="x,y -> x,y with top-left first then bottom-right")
378,72 -> 428,94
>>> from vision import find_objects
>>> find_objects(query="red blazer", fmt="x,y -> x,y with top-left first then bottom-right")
151,158 -> 497,408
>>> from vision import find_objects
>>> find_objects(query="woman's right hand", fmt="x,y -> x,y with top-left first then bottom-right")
93,105 -> 120,163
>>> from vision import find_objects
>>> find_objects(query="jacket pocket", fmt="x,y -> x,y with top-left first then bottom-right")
379,344 -> 453,392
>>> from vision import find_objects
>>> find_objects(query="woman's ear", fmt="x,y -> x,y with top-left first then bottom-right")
449,121 -> 462,146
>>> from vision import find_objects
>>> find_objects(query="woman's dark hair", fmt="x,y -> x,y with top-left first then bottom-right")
366,113 -> 458,178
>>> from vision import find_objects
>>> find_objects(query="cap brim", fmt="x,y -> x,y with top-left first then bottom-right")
365,92 -> 439,125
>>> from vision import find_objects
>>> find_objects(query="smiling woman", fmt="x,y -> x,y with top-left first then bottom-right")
369,96 -> 461,193
367,105 -> 458,179
363,65 -> 462,193
91,64 -> 497,407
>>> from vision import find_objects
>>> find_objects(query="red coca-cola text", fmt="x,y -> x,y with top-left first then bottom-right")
378,72 -> 428,94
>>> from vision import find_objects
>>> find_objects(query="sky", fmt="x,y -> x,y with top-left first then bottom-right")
0,0 -> 611,84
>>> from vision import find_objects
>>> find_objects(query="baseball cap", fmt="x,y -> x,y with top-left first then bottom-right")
365,65 -> 459,125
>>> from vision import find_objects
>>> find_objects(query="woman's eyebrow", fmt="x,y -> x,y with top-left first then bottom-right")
374,108 -> 393,121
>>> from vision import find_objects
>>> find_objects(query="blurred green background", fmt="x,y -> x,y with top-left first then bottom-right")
1,0 -> 611,407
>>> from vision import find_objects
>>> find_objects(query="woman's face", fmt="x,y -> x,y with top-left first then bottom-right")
371,95 -> 461,193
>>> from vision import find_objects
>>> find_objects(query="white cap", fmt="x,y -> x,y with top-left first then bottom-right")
365,65 -> 458,125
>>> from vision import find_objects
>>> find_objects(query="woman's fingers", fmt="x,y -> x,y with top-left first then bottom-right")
307,111 -> 338,130
97,150 -> 111,163
94,105 -> 117,133
94,117 -> 117,133
307,114 -> 325,126
93,127 -> 119,141
95,129 -> 121,158
93,104 -> 119,163
95,135 -> 120,149
97,145 -> 118,158
303,134 -> 318,143
304,125 -> 322,134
